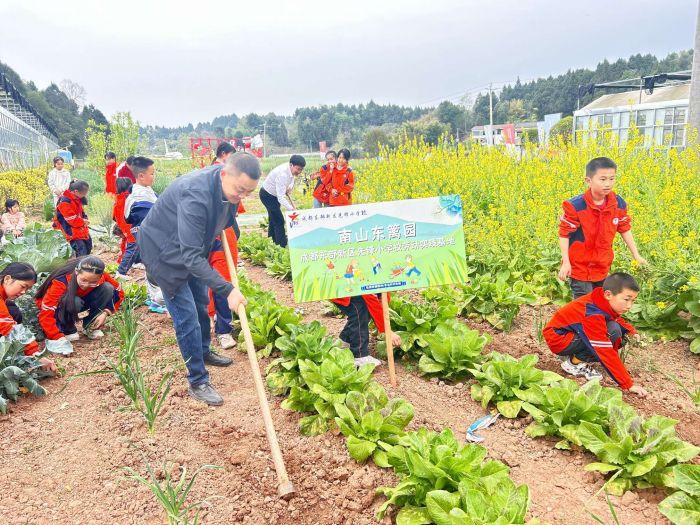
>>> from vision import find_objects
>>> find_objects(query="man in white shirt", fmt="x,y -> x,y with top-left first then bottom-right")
259,155 -> 306,247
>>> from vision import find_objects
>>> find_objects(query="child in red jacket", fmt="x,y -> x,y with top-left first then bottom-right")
56,180 -> 92,257
35,256 -> 124,355
328,148 -> 354,207
0,262 -> 56,372
104,151 -> 118,195
543,272 -> 647,397
113,177 -> 134,264
311,150 -> 336,208
558,157 -> 646,299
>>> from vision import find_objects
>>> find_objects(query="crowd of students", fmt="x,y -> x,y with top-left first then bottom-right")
0,149 -> 651,410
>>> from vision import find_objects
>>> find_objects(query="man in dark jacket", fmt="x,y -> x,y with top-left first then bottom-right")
139,152 -> 261,405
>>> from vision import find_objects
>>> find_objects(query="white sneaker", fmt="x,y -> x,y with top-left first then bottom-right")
84,329 -> 105,340
133,263 -> 145,270
560,357 -> 602,380
65,332 -> 80,342
237,260 -> 245,268
354,355 -> 383,368
217,333 -> 237,350
115,272 -> 131,281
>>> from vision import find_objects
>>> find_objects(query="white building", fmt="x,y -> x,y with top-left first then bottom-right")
573,83 -> 689,147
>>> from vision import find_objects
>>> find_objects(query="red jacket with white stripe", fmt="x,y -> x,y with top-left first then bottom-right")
0,287 -> 40,355
543,287 -> 636,389
35,273 -> 124,340
559,190 -> 632,282
56,190 -> 90,241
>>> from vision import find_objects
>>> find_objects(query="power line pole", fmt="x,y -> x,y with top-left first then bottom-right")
689,0 -> 700,138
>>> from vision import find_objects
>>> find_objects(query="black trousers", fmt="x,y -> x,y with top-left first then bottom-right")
569,278 -> 605,299
559,320 -> 623,362
259,187 -> 287,248
70,238 -> 93,257
335,296 -> 370,358
56,282 -> 115,335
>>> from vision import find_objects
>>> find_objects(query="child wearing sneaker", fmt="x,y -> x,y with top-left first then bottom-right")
543,272 -> 647,397
557,157 -> 646,299
35,256 -> 124,355
332,294 -> 401,367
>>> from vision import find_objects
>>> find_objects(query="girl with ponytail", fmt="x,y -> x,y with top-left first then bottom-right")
35,256 -> 124,355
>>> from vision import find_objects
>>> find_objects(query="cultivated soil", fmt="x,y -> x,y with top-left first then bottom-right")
1,241 -> 698,525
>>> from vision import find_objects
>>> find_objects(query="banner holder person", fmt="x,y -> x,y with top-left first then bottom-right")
221,230 -> 295,498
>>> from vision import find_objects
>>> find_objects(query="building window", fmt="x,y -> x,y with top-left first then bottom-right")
673,127 -> 685,146
620,111 -> 630,128
674,107 -> 686,124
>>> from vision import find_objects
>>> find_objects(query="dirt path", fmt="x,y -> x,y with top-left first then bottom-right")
2,258 -> 698,525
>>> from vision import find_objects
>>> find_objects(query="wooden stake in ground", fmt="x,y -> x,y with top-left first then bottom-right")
221,233 -> 295,498
381,292 -> 397,387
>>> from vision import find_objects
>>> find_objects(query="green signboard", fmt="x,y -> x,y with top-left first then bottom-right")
286,195 -> 468,302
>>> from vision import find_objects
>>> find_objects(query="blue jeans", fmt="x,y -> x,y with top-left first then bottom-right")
213,291 -> 232,335
162,276 -> 212,387
407,267 -> 421,277
118,232 -> 140,274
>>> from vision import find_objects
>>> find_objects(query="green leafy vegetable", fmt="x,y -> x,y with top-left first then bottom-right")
470,352 -> 561,418
240,301 -> 301,357
266,321 -> 343,395
334,385 -> 414,467
418,319 -> 488,380
579,406 -> 700,495
520,379 -> 624,449
281,347 -> 376,435
0,222 -> 71,273
0,335 -> 47,413
377,295 -> 458,359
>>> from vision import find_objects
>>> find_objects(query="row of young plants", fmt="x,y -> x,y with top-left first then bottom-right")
76,288 -> 175,434
237,233 -> 699,522
237,231 -> 292,281
373,291 -> 700,524
378,285 -> 700,523
235,272 -> 545,525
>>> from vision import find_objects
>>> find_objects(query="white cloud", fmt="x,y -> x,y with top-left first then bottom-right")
1,0 -> 695,126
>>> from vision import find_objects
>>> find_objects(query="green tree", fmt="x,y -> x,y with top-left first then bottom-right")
110,112 -> 140,160
363,128 -> 391,157
549,116 -> 574,144
436,101 -> 466,135
85,119 -> 108,170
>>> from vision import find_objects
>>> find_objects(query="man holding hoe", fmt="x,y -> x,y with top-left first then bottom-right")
138,152 -> 261,405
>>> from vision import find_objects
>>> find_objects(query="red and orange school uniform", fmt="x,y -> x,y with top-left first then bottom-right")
328,166 -> 354,207
543,287 -> 636,389
36,273 -> 124,340
559,189 -> 632,282
0,287 -> 40,356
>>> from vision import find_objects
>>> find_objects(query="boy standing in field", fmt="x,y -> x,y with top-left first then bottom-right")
558,157 -> 646,299
116,157 -> 157,280
543,272 -> 647,397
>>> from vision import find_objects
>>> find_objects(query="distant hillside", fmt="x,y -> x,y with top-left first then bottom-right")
469,50 -> 693,126
0,61 -> 107,155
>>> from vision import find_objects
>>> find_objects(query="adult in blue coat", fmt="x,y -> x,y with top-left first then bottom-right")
138,152 -> 261,405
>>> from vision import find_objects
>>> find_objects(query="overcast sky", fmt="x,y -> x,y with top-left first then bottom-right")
1,0 -> 696,126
